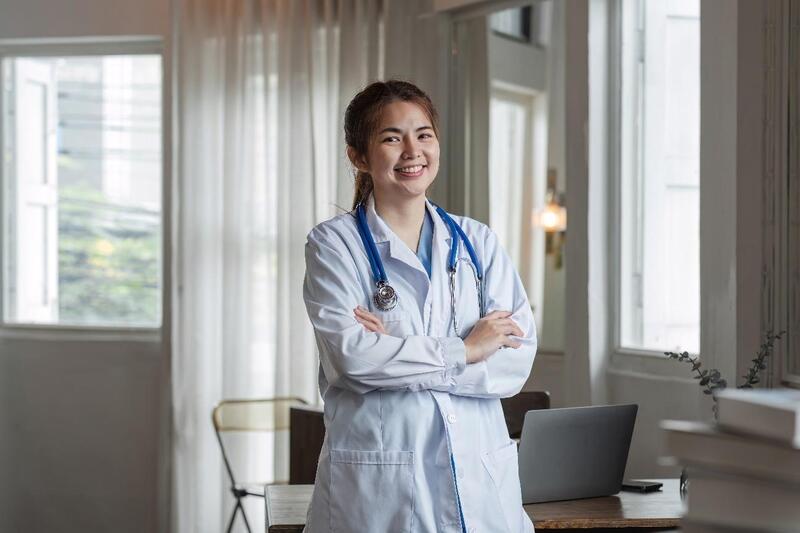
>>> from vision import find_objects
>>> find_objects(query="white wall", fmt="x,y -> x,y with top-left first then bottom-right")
488,32 -> 547,91
733,0 -> 767,382
562,0 -> 591,409
0,0 -> 169,38
0,338 -> 166,533
699,0 -> 739,387
0,0 -> 171,531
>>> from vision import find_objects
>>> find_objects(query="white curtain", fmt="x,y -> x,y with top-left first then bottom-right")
173,0 -> 444,530
172,1 -> 384,531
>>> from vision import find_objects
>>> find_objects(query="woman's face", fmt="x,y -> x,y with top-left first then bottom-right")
352,100 -> 440,202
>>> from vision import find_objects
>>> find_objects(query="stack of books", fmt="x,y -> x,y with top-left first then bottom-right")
661,388 -> 800,532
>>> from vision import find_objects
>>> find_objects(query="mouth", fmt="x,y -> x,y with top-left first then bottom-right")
393,164 -> 426,178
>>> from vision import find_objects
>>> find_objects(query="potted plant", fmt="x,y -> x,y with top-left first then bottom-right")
664,330 -> 784,496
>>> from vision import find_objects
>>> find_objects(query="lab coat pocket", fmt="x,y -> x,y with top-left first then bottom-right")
377,310 -> 413,337
329,449 -> 415,533
482,440 -> 525,532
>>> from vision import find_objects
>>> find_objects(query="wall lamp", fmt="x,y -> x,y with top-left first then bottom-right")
533,171 -> 567,269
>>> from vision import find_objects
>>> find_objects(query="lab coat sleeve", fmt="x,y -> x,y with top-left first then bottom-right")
433,224 -> 537,398
303,225 -> 468,394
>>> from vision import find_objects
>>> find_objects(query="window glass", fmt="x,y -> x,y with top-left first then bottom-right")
2,54 -> 162,327
618,0 -> 700,353
489,91 -> 530,266
490,6 -> 533,43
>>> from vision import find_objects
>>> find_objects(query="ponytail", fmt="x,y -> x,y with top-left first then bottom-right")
352,171 -> 374,210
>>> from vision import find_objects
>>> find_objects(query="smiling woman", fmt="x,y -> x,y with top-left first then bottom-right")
301,80 -> 539,533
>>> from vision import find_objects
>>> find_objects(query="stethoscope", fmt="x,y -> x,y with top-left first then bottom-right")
355,202 -> 485,336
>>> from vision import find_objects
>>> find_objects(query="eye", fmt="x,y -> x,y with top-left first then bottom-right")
419,132 -> 434,140
382,136 -> 400,143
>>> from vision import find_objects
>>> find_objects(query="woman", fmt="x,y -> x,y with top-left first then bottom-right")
303,80 -> 537,533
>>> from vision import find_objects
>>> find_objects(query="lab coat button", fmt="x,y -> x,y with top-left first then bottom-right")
447,413 -> 457,423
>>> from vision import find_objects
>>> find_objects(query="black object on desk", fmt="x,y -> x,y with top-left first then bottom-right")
622,480 -> 664,493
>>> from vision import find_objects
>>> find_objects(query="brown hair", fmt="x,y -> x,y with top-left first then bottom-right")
344,80 -> 441,209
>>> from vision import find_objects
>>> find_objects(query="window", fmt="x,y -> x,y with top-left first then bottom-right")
488,83 -> 547,328
490,5 -> 550,47
1,53 -> 162,327
489,88 -> 533,266
491,6 -> 532,42
617,0 -> 700,354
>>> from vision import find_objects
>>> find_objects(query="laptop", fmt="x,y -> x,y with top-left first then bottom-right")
517,403 -> 638,503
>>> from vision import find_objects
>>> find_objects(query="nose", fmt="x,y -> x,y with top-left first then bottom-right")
402,137 -> 420,159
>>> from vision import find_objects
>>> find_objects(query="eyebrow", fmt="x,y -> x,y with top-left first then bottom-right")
378,125 -> 434,135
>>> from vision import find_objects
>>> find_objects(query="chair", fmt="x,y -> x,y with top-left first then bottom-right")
288,404 -> 325,484
212,397 -> 308,533
500,391 -> 551,439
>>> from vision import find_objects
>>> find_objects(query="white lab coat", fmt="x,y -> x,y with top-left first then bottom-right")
302,194 -> 537,533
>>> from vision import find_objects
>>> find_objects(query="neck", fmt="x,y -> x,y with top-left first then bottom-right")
373,191 -> 427,250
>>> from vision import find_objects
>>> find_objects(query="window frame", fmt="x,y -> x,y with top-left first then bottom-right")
0,37 -> 167,337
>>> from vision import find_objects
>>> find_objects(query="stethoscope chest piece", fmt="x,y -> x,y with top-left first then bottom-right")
374,281 -> 398,311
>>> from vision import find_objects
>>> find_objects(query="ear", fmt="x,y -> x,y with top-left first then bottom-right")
346,146 -> 370,174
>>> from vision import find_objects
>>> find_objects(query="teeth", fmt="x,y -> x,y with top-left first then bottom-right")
396,165 -> 423,173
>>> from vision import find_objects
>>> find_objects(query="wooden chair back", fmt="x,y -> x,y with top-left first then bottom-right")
500,391 -> 551,439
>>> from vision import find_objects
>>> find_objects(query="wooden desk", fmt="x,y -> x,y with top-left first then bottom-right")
266,479 -> 683,532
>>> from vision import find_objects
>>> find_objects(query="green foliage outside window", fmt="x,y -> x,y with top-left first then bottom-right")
58,183 -> 161,326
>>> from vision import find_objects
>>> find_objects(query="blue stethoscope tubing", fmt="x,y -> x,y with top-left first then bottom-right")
355,202 -> 485,335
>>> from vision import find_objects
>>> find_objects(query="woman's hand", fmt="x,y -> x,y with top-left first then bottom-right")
354,306 -> 386,334
463,310 -> 524,364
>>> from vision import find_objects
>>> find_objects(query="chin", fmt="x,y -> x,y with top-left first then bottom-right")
398,182 -> 432,198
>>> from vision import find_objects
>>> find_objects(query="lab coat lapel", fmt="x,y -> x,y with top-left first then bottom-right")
428,199 -> 455,335
365,195 -> 429,278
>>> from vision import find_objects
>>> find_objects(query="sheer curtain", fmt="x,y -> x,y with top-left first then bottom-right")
172,1 -> 385,531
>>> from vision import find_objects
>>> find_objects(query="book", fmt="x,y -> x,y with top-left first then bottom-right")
660,420 -> 800,485
715,389 -> 800,448
685,470 -> 800,532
